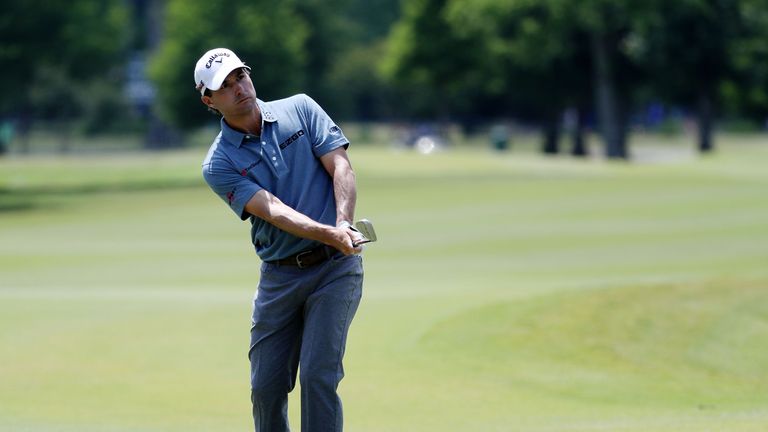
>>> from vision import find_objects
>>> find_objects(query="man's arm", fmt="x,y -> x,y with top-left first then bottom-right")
244,189 -> 358,255
320,147 -> 357,225
319,147 -> 366,247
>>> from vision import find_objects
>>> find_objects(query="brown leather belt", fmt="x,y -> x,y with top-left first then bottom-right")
268,245 -> 339,269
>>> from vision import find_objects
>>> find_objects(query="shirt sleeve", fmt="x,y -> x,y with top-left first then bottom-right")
298,94 -> 350,157
202,153 -> 262,221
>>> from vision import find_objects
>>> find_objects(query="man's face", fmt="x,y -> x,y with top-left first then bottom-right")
203,68 -> 257,117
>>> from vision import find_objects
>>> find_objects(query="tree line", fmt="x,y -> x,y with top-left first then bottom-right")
383,0 -> 768,157
2,0 -> 768,157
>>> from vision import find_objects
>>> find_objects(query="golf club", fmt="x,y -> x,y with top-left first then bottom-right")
353,218 -> 377,247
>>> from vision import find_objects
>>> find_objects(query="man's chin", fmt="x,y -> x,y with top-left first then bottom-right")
232,99 -> 256,113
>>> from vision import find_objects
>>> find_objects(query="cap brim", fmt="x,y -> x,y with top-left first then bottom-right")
204,63 -> 251,94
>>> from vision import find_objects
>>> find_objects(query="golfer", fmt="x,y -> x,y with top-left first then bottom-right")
195,48 -> 365,432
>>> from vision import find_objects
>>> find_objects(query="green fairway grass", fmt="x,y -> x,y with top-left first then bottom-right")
1,135 -> 767,431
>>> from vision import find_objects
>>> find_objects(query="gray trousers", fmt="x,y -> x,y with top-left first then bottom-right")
249,253 -> 363,432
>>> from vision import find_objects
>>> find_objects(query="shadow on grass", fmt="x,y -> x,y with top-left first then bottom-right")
0,178 -> 204,213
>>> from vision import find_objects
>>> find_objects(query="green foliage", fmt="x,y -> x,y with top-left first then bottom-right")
79,79 -> 143,135
382,0 -> 768,154
292,0 -> 353,109
332,0 -> 402,119
345,0 -> 401,43
5,0 -> 768,138
27,66 -> 85,121
326,42 -> 398,120
57,1 -> 131,78
383,0 -> 643,122
720,0 -> 768,119
631,0 -> 739,104
445,0 -> 594,117
148,0 -> 399,127
0,0 -> 130,116
382,0 -> 492,117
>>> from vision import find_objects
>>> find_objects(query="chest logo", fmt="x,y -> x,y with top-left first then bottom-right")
279,129 -> 305,149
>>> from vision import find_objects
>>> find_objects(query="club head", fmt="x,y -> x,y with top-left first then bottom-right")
354,219 -> 377,243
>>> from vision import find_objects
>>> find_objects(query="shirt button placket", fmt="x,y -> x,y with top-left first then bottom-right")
271,144 -> 279,167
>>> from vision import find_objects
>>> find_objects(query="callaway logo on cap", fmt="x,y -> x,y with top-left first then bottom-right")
194,48 -> 251,95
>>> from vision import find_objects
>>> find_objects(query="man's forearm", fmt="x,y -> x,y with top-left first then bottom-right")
245,190 -> 335,245
333,167 -> 357,225
244,189 -> 357,254
317,147 -> 362,252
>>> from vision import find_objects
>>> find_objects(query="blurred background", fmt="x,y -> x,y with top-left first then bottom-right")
2,0 -> 768,155
2,1 -> 768,431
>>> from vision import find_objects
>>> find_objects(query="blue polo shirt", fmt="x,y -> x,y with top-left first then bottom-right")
202,94 -> 349,261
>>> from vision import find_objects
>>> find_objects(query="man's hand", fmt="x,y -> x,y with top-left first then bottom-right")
335,221 -> 365,255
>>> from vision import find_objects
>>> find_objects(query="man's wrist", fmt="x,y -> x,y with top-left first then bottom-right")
338,220 -> 359,232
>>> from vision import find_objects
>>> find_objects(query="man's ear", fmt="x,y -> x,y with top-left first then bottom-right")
201,95 -> 214,110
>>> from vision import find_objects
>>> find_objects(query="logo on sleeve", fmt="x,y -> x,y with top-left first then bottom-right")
329,125 -> 341,135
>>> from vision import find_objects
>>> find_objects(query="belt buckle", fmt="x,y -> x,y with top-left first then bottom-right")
295,250 -> 314,269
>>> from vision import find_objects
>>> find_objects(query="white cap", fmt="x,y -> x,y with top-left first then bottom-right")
194,48 -> 251,95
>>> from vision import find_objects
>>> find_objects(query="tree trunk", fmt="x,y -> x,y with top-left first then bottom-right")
591,32 -> 625,159
697,92 -> 714,153
541,111 -> 560,154
617,101 -> 629,159
570,107 -> 588,157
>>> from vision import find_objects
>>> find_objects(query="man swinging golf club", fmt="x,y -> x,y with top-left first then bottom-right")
196,47 -> 373,432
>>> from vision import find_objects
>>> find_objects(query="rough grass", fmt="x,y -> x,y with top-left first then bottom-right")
1,135 -> 767,431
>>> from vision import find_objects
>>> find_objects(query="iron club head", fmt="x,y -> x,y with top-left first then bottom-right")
353,219 -> 377,246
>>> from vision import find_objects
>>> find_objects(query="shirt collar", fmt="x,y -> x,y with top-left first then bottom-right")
220,99 -> 278,147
